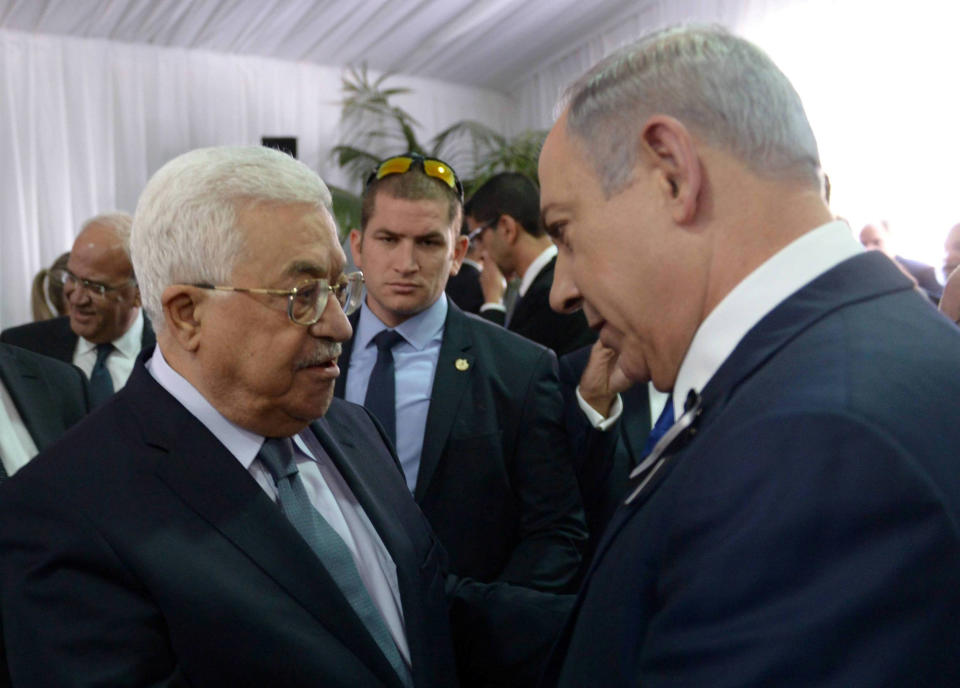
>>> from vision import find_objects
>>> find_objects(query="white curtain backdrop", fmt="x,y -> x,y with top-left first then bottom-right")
0,27 -> 512,329
510,0 -> 960,272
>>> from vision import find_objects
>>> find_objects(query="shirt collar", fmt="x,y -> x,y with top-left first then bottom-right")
671,220 -> 862,416
519,245 -> 558,297
355,292 -> 448,353
79,309 -> 144,357
146,345 -> 264,469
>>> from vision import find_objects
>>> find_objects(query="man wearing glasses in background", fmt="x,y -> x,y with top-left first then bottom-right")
1,213 -> 155,404
0,146 -> 570,687
336,153 -> 586,600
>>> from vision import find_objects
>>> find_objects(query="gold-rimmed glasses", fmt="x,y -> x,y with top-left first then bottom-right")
193,271 -> 364,325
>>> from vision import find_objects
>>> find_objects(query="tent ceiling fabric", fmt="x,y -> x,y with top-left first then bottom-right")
0,0 -> 645,92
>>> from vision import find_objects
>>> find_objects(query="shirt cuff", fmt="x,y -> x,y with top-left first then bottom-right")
576,387 -> 624,430
480,302 -> 506,313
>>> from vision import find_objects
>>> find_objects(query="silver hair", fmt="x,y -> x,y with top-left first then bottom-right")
131,146 -> 334,332
564,25 -> 821,195
80,212 -> 134,255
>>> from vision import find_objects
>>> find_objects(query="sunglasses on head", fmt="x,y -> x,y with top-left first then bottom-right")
366,153 -> 464,202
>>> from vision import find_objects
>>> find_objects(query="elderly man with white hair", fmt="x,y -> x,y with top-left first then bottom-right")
0,145 -> 568,688
1,212 -> 155,404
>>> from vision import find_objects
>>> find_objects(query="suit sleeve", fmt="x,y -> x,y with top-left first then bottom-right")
0,484 -> 187,687
637,412 -> 960,687
497,349 -> 587,591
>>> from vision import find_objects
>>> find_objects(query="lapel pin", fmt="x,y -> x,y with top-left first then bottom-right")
455,358 -> 470,371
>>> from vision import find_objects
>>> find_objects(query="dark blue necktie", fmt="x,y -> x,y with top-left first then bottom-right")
89,343 -> 115,406
257,437 -> 411,686
641,401 -> 675,458
363,330 -> 405,446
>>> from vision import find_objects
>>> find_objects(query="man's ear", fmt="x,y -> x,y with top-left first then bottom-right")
449,233 -> 469,276
638,115 -> 702,224
161,285 -> 203,353
500,215 -> 521,245
349,228 -> 364,269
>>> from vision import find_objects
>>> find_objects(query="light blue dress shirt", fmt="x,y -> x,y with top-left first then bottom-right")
346,295 -> 447,492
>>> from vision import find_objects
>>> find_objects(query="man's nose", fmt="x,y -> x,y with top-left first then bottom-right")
309,294 -> 353,343
549,251 -> 582,314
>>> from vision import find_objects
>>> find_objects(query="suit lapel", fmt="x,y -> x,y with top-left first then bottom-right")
509,259 -> 552,330
128,363 -> 402,688
310,415 -> 415,564
413,305 -> 473,502
585,252 -> 918,581
0,346 -> 66,450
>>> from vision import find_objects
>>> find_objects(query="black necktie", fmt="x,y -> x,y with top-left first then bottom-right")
89,343 -> 115,406
257,437 -> 411,685
363,330 -> 405,446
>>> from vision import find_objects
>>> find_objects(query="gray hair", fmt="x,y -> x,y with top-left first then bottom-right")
131,146 -> 334,331
80,212 -> 134,254
565,25 -> 821,195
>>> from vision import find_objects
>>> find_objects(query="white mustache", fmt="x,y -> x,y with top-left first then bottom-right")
295,342 -> 342,370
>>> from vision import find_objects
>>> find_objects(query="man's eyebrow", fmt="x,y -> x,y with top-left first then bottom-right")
283,260 -> 327,279
540,203 -> 566,238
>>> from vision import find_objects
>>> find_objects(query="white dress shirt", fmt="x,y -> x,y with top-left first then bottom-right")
73,309 -> 144,390
0,380 -> 39,477
671,220 -> 863,418
146,348 -> 410,664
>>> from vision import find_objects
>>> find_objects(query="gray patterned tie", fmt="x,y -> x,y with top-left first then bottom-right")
257,437 -> 411,686
88,343 -> 115,406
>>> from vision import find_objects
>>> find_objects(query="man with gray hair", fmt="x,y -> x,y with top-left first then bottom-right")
1,212 -> 155,404
0,146 -> 568,687
539,25 -> 960,686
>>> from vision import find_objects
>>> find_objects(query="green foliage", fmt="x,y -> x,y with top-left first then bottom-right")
328,184 -> 361,240
332,64 -> 548,205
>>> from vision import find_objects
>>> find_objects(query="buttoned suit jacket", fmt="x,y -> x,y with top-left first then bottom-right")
480,257 -> 596,357
336,302 -> 587,591
0,343 -> 89,454
542,252 -> 960,687
0,354 -> 464,687
0,314 -> 156,365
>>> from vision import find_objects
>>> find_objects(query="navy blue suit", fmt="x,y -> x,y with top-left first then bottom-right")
543,252 -> 960,687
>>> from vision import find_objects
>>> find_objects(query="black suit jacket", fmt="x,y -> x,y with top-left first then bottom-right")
0,353 -> 572,688
0,314 -> 156,365
480,257 -> 595,357
0,343 -> 89,453
336,303 -> 586,591
445,262 -> 484,314
543,252 -> 960,687
558,345 -> 650,574
0,356 -> 453,687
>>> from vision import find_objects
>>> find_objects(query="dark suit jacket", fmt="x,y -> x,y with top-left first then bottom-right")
480,257 -> 596,357
336,303 -> 586,591
0,314 -> 156,365
543,252 -> 960,687
0,343 -> 89,453
896,255 -> 943,302
0,353 -> 572,688
0,314 -> 157,363
558,345 -> 650,574
445,261 -> 484,314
